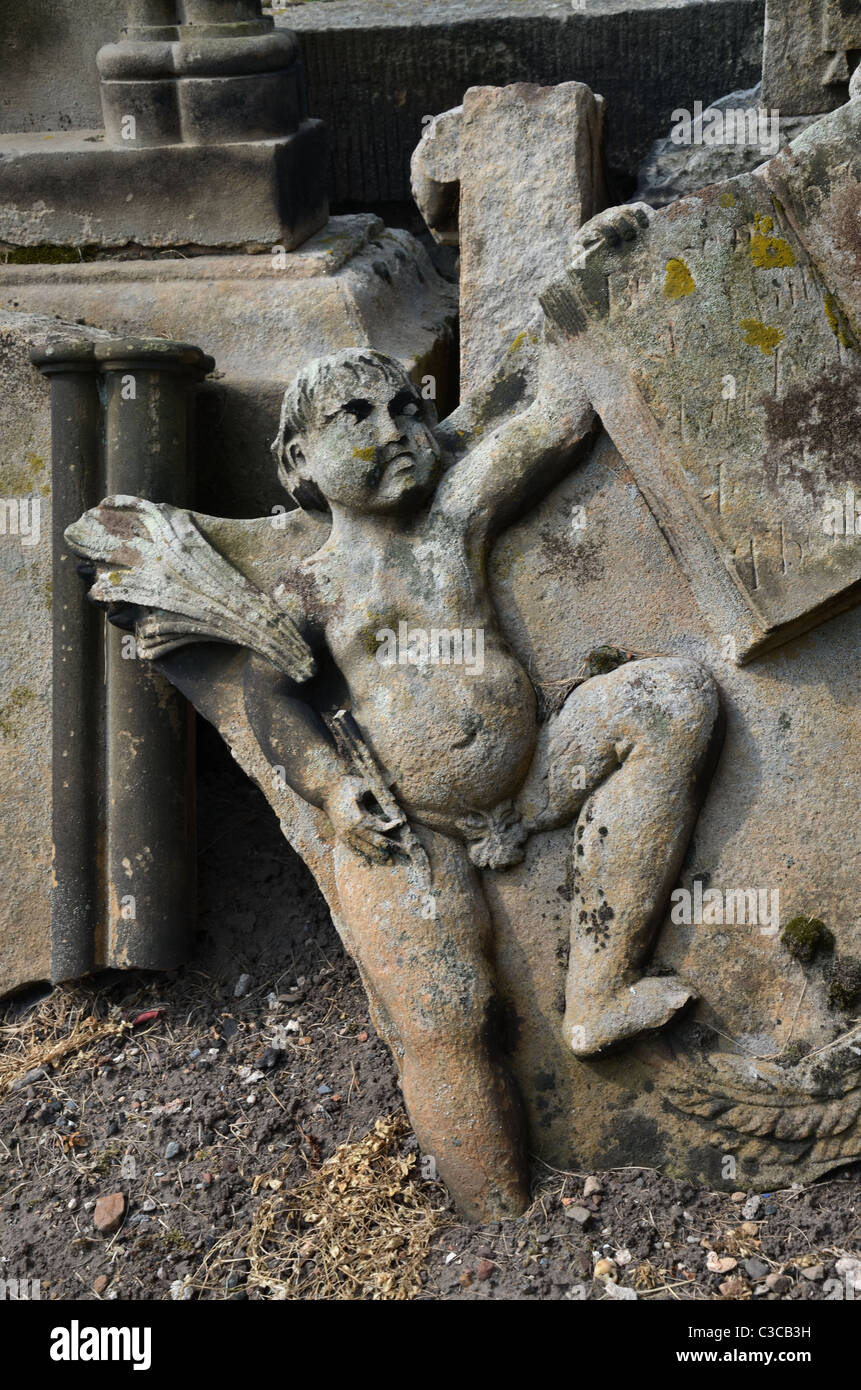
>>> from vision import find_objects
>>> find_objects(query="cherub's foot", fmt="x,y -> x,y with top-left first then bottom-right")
564,976 -> 698,1057
572,202 -> 652,257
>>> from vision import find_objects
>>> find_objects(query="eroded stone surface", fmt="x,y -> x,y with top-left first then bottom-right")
542,96 -> 861,662
634,85 -> 819,208
762,0 -> 861,115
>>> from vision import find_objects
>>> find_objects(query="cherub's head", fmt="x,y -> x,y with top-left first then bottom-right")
272,349 -> 441,515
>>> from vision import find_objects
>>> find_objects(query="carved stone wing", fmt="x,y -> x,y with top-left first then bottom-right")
65,495 -> 316,682
660,1026 -> 861,1183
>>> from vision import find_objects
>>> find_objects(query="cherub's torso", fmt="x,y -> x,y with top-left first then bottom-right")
286,511 -> 537,830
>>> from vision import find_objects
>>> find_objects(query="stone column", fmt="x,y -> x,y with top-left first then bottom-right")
32,337 -> 213,981
30,341 -> 104,982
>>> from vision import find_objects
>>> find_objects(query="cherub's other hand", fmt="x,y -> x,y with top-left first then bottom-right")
324,775 -> 401,864
572,202 -> 652,257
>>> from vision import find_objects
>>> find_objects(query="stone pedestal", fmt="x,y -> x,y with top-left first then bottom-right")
0,125 -> 327,251
0,0 -> 328,252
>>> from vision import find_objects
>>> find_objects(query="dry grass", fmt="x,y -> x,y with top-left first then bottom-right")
194,1113 -> 446,1300
0,986 -> 129,1103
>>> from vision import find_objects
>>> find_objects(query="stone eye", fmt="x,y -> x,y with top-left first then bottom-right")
392,392 -> 420,419
343,399 -> 372,422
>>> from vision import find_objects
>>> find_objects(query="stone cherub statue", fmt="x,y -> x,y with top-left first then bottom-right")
67,310 -> 721,1220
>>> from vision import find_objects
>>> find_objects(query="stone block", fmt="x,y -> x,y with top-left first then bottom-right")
762,0 -> 861,115
413,82 -> 605,392
282,0 -> 764,202
0,122 -> 328,251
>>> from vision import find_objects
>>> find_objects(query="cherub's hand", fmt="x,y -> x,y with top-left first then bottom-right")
323,775 -> 401,864
572,202 -> 652,257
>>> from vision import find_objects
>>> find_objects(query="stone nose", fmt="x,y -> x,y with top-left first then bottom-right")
371,406 -> 406,446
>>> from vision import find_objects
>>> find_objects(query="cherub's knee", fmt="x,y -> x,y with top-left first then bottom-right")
625,656 -> 721,763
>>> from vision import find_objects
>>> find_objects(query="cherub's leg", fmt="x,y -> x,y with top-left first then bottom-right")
332,827 -> 529,1222
517,657 -> 722,1056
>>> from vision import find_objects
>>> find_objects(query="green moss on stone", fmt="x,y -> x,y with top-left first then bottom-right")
3,244 -> 101,265
780,1040 -> 811,1066
583,645 -> 634,679
827,956 -> 861,1011
780,914 -> 834,964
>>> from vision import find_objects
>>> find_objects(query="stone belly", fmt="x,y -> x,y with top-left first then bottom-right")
351,649 -> 538,822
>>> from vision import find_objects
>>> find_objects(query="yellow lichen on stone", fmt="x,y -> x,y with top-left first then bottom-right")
824,292 -> 857,350
663,258 -> 695,300
719,191 -> 736,208
353,447 -> 375,461
0,685 -> 36,739
749,213 -> 796,270
739,318 -> 785,356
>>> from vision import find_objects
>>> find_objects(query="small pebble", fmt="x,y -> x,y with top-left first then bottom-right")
234,973 -> 251,999
165,1141 -> 182,1160
93,1192 -> 126,1236
744,1258 -> 770,1281
801,1264 -> 824,1282
565,1205 -> 591,1224
583,1176 -> 602,1199
476,1258 -> 495,1282
765,1273 -> 790,1294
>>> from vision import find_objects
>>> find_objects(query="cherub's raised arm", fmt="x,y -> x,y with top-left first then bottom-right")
432,332 -> 597,541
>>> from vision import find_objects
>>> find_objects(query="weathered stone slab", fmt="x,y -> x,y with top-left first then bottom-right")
0,123 -> 328,251
762,0 -> 861,115
412,82 -> 605,393
487,432 -> 861,1184
542,97 -> 861,661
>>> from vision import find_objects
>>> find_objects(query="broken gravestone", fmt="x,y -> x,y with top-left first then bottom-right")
412,82 -> 605,394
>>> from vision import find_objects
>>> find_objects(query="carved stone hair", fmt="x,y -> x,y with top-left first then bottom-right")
271,349 -> 414,511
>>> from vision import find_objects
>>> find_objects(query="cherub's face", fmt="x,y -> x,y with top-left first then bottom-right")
290,376 -> 441,515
